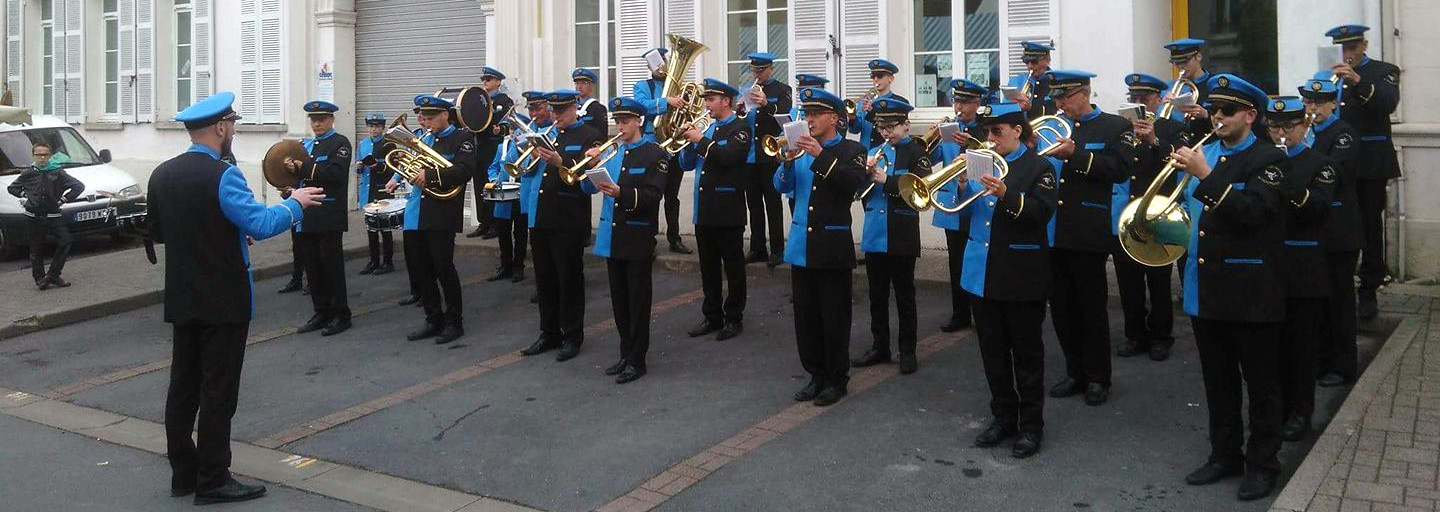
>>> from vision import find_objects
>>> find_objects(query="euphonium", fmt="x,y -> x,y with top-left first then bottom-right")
653,33 -> 709,143
1116,123 -> 1222,267
560,133 -> 627,186
657,115 -> 714,155
383,115 -> 464,200
1156,70 -> 1199,121
760,134 -> 802,161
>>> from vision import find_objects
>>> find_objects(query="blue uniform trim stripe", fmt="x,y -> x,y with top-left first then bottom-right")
824,225 -> 850,231
1083,142 -> 1106,150
1008,244 -> 1041,250
1361,135 -> 1389,142
1283,240 -> 1319,246
714,186 -> 737,192
626,220 -> 652,226
1081,201 -> 1107,209
1223,258 -> 1264,264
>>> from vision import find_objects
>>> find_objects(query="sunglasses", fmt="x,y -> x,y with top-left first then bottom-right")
870,72 -> 891,80
1208,103 -> 1248,117
986,126 -> 1009,136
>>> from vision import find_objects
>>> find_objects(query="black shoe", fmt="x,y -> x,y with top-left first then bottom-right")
687,319 -> 722,338
793,379 -> 822,402
1049,378 -> 1085,398
1237,470 -> 1278,501
1185,461 -> 1242,485
973,421 -> 1018,448
1281,415 -> 1311,442
1084,383 -> 1109,406
898,353 -> 918,374
398,295 -> 421,306
940,315 -> 970,333
1011,432 -> 1042,459
1117,339 -> 1147,357
480,229 -> 499,240
746,252 -> 768,263
812,385 -> 848,407
511,267 -> 526,283
1149,343 -> 1172,361
358,261 -> 378,275
372,262 -> 395,275
277,279 -> 302,294
669,240 -> 693,254
487,268 -> 514,282
1317,373 -> 1350,387
35,277 -> 50,290
465,227 -> 485,238
406,322 -> 443,341
193,477 -> 266,505
616,365 -> 646,384
520,336 -> 559,356
716,321 -> 743,341
604,359 -> 627,376
556,341 -> 582,361
851,348 -> 892,367
48,277 -> 71,288
296,315 -> 331,334
1358,289 -> 1379,319
434,324 -> 464,345
767,253 -> 784,268
171,474 -> 196,497
320,317 -> 352,337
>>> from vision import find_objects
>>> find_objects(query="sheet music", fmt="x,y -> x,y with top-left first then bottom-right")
782,121 -> 808,151
585,167 -> 616,188
965,150 -> 995,179
1117,103 -> 1147,121
1318,44 -> 1344,70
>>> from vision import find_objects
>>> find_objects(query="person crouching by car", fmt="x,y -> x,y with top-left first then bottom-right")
7,142 -> 84,290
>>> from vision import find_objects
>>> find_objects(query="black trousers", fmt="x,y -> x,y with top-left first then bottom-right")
1355,178 -> 1388,289
1191,316 -> 1282,473
27,215 -> 72,282
746,160 -> 785,257
663,155 -> 684,244
696,226 -> 747,324
297,231 -> 350,320
165,322 -> 249,491
288,227 -> 305,283
793,266 -> 852,390
1319,250 -> 1360,380
1281,297 -> 1325,419
366,229 -> 394,265
495,212 -> 528,271
532,228 -> 587,344
973,297 -> 1047,434
403,230 -> 462,326
944,229 -> 972,325
472,144 -> 501,231
865,252 -> 917,356
608,257 -> 654,369
1112,243 -> 1175,346
1050,248 -> 1112,386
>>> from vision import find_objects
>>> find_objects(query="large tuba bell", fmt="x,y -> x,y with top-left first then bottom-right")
652,34 -> 709,149
1156,70 -> 1199,121
383,114 -> 464,200
1116,123 -> 1221,266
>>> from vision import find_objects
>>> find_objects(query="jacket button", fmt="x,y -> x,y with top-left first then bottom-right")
879,209 -> 886,214
1059,178 -> 1066,184
612,222 -> 617,227
985,242 -> 990,247
1198,257 -> 1205,264
1203,205 -> 1210,211
807,227 -> 813,232
539,189 -> 544,194
1219,156 -> 1227,163
808,206 -> 814,211
1199,230 -> 1205,237
811,186 -> 817,191
1131,175 -> 1137,180
699,187 -> 704,191
1057,200 -> 1064,206
985,221 -> 991,227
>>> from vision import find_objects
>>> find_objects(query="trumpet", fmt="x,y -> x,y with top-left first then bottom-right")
918,116 -> 954,156
844,87 -> 880,117
856,142 -> 892,200
383,115 -> 464,200
657,115 -> 713,155
1116,123 -> 1222,267
760,134 -> 803,162
1156,70 -> 1199,121
560,133 -> 627,186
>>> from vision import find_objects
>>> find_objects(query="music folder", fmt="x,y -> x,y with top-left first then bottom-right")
585,167 -> 616,188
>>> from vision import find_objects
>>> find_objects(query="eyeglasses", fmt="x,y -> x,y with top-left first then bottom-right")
1208,103 -> 1247,117
1267,122 -> 1304,131
32,152 -> 51,157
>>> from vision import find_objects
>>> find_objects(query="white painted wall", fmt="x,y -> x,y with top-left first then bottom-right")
1055,0 -> 1139,111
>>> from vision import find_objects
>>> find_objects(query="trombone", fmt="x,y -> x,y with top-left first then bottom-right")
500,110 -> 551,177
1116,123 -> 1222,267
560,133 -> 627,186
760,134 -> 803,162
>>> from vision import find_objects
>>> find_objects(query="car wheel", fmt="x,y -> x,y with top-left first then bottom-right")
0,226 -> 21,261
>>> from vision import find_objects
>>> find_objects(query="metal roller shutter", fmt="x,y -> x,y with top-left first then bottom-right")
354,0 -> 492,134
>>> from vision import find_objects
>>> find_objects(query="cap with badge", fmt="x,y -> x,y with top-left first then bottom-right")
610,97 -> 646,119
746,52 -> 777,69
1164,38 -> 1206,63
303,100 -> 339,116
1205,73 -> 1266,110
480,66 -> 506,81
799,87 -> 845,115
413,94 -> 454,113
868,59 -> 899,75
865,97 -> 914,124
951,78 -> 986,101
175,91 -> 242,129
546,89 -> 581,109
1125,73 -> 1168,95
1325,24 -> 1369,44
522,90 -> 547,106
1045,69 -> 1097,95
980,102 -> 1027,125
796,74 -> 829,87
364,113 -> 387,126
1298,74 -> 1340,102
1265,96 -> 1306,123
1020,41 -> 1054,62
571,68 -> 598,83
701,78 -> 739,98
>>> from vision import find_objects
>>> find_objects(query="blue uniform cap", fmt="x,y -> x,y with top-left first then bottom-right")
1045,69 -> 1097,94
1326,24 -> 1369,44
303,100 -> 339,115
571,68 -> 599,83
951,78 -> 986,100
865,97 -> 914,124
979,102 -> 1027,125
1021,41 -> 1054,62
746,52 -> 777,68
175,91 -> 241,128
799,87 -> 845,115
546,89 -> 581,108
701,78 -> 739,98
1299,76 -> 1340,101
1265,96 -> 1306,123
522,90 -> 548,105
868,59 -> 899,74
796,74 -> 829,87
610,97 -> 646,119
413,94 -> 454,113
1165,38 -> 1206,62
1205,73 -> 1267,110
364,113 -> 387,125
1125,73 -> 1169,94
481,66 -> 506,80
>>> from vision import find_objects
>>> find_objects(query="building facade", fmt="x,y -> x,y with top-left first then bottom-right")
3,0 -> 1436,282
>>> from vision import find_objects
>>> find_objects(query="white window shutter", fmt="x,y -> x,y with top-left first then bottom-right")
838,0 -> 882,99
193,0 -> 212,102
238,0 -> 259,121
789,0 -> 833,92
53,0 -> 84,122
119,0 -> 136,118
615,0 -> 657,97
5,0 -> 22,104
259,0 -> 282,123
134,0 -> 153,120
661,0 -> 697,82
999,0 -> 1056,80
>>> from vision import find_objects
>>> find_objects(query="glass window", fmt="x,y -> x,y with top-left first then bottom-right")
911,0 -> 999,108
963,0 -> 1000,93
42,22 -> 54,116
176,7 -> 194,110
104,3 -> 120,115
574,0 -> 617,100
1186,0 -> 1277,93
726,0 -> 789,85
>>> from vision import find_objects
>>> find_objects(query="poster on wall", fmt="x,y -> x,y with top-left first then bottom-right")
915,75 -> 938,107
966,53 -> 991,87
317,61 -> 336,102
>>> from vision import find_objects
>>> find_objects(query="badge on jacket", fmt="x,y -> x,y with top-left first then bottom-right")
1260,165 -> 1284,187
1038,171 -> 1055,189
1335,133 -> 1353,149
336,145 -> 351,159
1317,166 -> 1337,184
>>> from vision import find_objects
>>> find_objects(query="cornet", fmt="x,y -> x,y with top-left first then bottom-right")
856,141 -> 892,201
760,134 -> 803,162
844,87 -> 880,117
657,116 -> 713,155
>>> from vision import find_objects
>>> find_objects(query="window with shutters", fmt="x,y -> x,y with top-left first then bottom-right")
910,0 -> 999,108
41,3 -> 53,115
4,0 -> 22,104
175,0 -> 192,110
238,0 -> 282,124
725,0 -> 789,85
574,0 -> 618,100
104,0 -> 119,115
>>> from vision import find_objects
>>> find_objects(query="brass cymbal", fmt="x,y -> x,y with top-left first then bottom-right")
262,139 -> 307,190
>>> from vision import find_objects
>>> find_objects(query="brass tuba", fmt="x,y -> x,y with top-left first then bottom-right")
383,114 -> 464,200
1116,123 -> 1221,266
653,34 -> 710,146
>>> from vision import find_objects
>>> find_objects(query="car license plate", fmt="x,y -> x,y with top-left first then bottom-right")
74,207 -> 116,222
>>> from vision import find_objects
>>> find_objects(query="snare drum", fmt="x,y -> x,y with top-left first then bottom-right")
482,182 -> 521,202
362,199 -> 406,231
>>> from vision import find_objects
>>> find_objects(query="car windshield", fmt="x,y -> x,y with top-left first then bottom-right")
0,127 -> 103,176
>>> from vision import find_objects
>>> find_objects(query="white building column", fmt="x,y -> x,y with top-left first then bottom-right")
308,0 -> 356,131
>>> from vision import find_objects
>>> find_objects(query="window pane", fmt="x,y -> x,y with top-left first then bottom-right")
106,20 -> 118,50
767,10 -> 788,56
104,0 -> 117,13
964,0 -> 1000,50
42,57 -> 51,85
174,0 -> 189,4
769,0 -> 787,9
576,0 -> 599,23
962,50 -> 999,89
107,84 -> 118,113
177,80 -> 191,110
607,68 -> 617,101
912,54 -> 952,108
1187,0 -> 1278,93
575,23 -> 600,68
608,20 -> 616,64
772,60 -> 789,83
728,0 -> 757,11
106,51 -> 118,81
177,45 -> 191,79
43,87 -> 53,115
727,12 -> 757,62
728,62 -> 747,85
41,0 -> 51,20
914,0 -> 952,52
43,27 -> 52,54
177,12 -> 191,45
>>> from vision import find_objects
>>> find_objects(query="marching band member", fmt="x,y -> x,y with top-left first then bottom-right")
1113,73 -> 1184,360
931,78 -> 988,333
1042,70 -> 1134,406
288,100 -> 353,336
581,98 -> 670,383
1164,38 -> 1216,141
484,111 -> 529,283
469,66 -> 513,239
774,88 -> 868,407
633,47 -> 693,254
1170,74 -> 1288,501
785,74 -> 830,215
522,89 -> 604,361
1300,76 -> 1363,388
356,113 -> 395,276
680,79 -> 753,341
849,59 -> 910,150
573,68 -> 610,134
384,93 -> 478,345
1019,41 -> 1056,119
1325,24 -> 1400,320
741,52 -> 792,267
852,98 -> 930,374
964,102 -> 1059,459
1266,96 -> 1337,442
